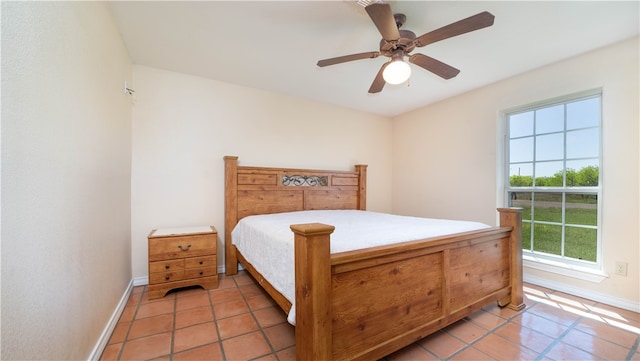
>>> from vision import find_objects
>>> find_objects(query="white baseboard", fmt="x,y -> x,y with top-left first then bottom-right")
133,275 -> 148,286
87,279 -> 134,361
524,273 -> 640,313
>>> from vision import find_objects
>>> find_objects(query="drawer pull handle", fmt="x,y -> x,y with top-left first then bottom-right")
178,244 -> 191,251
199,260 -> 204,265
165,275 -> 170,280
199,271 -> 204,275
165,264 -> 170,269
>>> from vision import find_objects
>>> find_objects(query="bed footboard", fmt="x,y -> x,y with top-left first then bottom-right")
292,208 -> 524,361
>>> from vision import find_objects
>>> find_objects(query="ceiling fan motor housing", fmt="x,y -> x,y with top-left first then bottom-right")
394,13 -> 407,28
379,28 -> 416,57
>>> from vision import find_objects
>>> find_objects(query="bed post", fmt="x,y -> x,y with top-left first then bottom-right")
290,223 -> 335,361
224,156 -> 239,275
498,208 -> 526,311
355,164 -> 367,210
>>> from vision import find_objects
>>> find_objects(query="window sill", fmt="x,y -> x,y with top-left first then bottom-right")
523,254 -> 609,283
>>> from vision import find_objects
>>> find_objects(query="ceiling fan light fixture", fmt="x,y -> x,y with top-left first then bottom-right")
383,56 -> 411,85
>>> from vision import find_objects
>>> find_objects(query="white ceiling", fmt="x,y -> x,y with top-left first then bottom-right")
109,1 -> 639,117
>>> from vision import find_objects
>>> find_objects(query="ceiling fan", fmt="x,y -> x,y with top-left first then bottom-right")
316,3 -> 495,93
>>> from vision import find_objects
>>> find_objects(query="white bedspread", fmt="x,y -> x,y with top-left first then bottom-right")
231,210 -> 489,325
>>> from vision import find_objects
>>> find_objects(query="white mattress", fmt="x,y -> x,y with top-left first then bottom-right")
231,210 -> 490,325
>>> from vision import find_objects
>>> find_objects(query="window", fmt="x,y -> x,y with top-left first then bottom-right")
506,92 -> 601,267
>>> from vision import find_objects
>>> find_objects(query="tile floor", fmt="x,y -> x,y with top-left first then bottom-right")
101,271 -> 640,361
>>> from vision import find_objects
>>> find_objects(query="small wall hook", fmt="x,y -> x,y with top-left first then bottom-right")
124,81 -> 135,96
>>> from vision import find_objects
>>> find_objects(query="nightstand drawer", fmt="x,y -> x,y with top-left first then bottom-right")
184,266 -> 217,279
149,259 -> 184,273
185,255 -> 216,269
149,234 -> 215,261
149,270 -> 185,284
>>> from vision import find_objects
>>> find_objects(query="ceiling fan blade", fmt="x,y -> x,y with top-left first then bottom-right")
317,51 -> 380,67
414,11 -> 495,47
368,62 -> 389,93
409,53 -> 460,79
365,3 -> 400,41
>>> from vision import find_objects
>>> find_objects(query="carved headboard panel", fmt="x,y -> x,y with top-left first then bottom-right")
224,156 -> 367,272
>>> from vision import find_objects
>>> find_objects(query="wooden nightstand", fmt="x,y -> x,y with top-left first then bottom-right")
147,226 -> 218,299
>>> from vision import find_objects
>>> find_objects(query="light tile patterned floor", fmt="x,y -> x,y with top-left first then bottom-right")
100,271 -> 640,361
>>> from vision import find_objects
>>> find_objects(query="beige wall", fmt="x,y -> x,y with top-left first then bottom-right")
393,37 -> 639,309
130,65 -> 393,279
1,2 -> 132,359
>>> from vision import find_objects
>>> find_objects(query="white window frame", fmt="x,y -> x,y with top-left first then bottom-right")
503,89 -> 606,282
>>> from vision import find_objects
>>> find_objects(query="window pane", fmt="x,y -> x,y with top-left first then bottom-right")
509,192 -> 532,219
536,133 -> 564,161
567,128 -> 599,159
533,223 -> 562,256
510,137 -> 533,163
534,193 -> 562,223
510,111 -> 534,137
565,226 -> 597,262
522,222 -> 532,251
509,163 -> 533,186
566,193 -> 597,226
536,104 -> 564,134
535,161 -> 563,186
566,162 -> 599,187
567,97 -> 600,129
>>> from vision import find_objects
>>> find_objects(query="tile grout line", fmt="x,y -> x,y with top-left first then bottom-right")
534,318 -> 583,361
446,286 -> 572,360
438,302 -> 537,360
213,274 -> 279,361
172,278 -> 241,360
534,288 -> 631,361
170,292 -> 177,361
238,276 -> 283,360
442,301 -> 536,361
116,287 -> 144,361
160,285 -> 226,359
429,289 -> 638,361
208,282 -> 229,361
533,298 -> 640,361
625,336 -> 640,361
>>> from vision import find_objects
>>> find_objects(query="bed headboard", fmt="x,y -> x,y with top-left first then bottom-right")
224,156 -> 367,273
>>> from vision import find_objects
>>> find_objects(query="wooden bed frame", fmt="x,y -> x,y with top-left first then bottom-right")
224,156 -> 524,361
